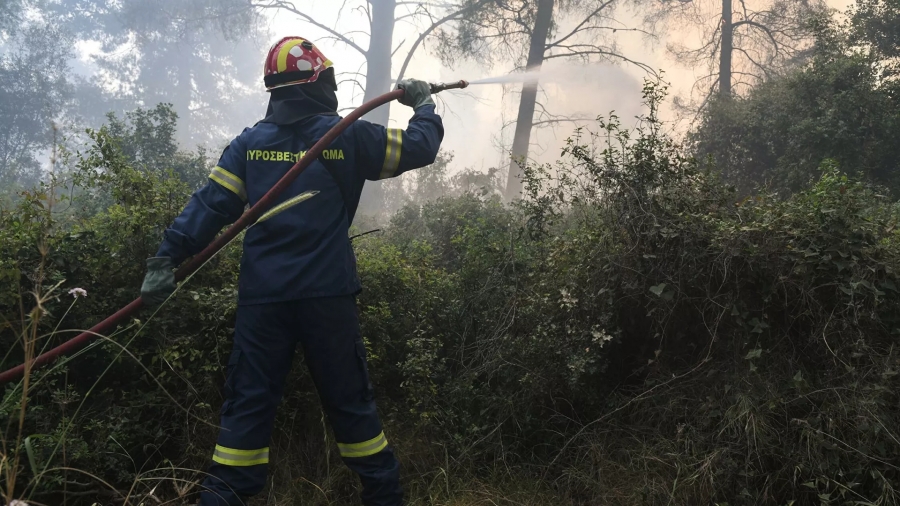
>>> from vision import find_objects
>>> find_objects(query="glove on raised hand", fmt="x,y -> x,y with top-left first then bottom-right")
141,257 -> 175,309
396,79 -> 435,110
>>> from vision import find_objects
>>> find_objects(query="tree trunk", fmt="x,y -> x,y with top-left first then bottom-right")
363,0 -> 396,126
719,0 -> 733,97
173,31 -> 195,146
175,60 -> 194,145
358,0 -> 396,217
505,0 -> 554,201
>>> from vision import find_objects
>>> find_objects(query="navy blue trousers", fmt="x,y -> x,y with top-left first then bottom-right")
198,296 -> 402,505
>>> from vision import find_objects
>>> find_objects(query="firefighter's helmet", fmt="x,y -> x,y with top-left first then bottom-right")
264,36 -> 333,91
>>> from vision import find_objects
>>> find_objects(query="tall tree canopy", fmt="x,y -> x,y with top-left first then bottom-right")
645,0 -> 827,102
691,1 -> 900,195
56,0 -> 265,146
436,0 -> 647,199
0,0 -> 25,37
0,17 -> 72,190
850,0 -> 900,62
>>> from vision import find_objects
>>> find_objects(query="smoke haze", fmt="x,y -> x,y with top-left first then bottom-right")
0,0 -> 856,192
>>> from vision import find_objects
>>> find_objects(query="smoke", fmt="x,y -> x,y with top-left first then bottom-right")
467,69 -> 543,86
431,59 -> 644,174
467,63 -> 640,87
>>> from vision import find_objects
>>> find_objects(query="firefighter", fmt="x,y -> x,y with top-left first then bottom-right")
140,36 -> 443,506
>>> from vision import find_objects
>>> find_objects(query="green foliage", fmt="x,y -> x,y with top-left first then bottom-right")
371,150 -> 504,224
354,79 -> 900,504
355,80 -> 900,504
0,0 -> 24,36
851,0 -> 900,62
54,0 -> 265,145
0,23 -> 73,192
692,2 -> 900,197
102,104 -> 210,189
1,76 -> 899,506
0,110 -> 238,504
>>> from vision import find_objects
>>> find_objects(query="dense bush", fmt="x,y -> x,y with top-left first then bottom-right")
692,11 -> 900,197
0,110 -> 240,503
363,83 -> 900,504
3,82 -> 900,506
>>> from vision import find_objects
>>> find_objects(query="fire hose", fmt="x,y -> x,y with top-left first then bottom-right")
0,80 -> 469,384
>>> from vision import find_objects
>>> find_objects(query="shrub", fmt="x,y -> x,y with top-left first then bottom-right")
2,83 -> 899,505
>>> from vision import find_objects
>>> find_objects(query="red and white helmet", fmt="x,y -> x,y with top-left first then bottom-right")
263,36 -> 333,91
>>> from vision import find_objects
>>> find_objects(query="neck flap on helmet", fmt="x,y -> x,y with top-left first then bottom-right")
261,67 -> 339,126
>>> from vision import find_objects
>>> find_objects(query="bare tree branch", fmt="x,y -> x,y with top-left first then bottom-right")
545,0 -> 616,50
394,0 -> 494,83
732,19 -> 780,52
392,38 -> 407,57
251,0 -> 367,56
544,46 -> 658,77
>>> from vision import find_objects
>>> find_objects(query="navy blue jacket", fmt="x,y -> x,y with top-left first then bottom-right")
156,105 -> 444,304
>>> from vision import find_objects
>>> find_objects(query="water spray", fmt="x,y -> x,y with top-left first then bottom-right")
464,64 -> 626,86
0,80 -> 468,384
467,71 -> 543,86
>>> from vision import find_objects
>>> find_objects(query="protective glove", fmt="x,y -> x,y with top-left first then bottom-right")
396,79 -> 435,110
141,257 -> 176,309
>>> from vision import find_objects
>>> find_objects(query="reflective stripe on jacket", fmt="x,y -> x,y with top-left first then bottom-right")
156,104 -> 444,304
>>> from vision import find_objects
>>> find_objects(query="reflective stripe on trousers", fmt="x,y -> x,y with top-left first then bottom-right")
198,297 -> 403,506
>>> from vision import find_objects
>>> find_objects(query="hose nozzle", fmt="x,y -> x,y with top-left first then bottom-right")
430,80 -> 469,94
